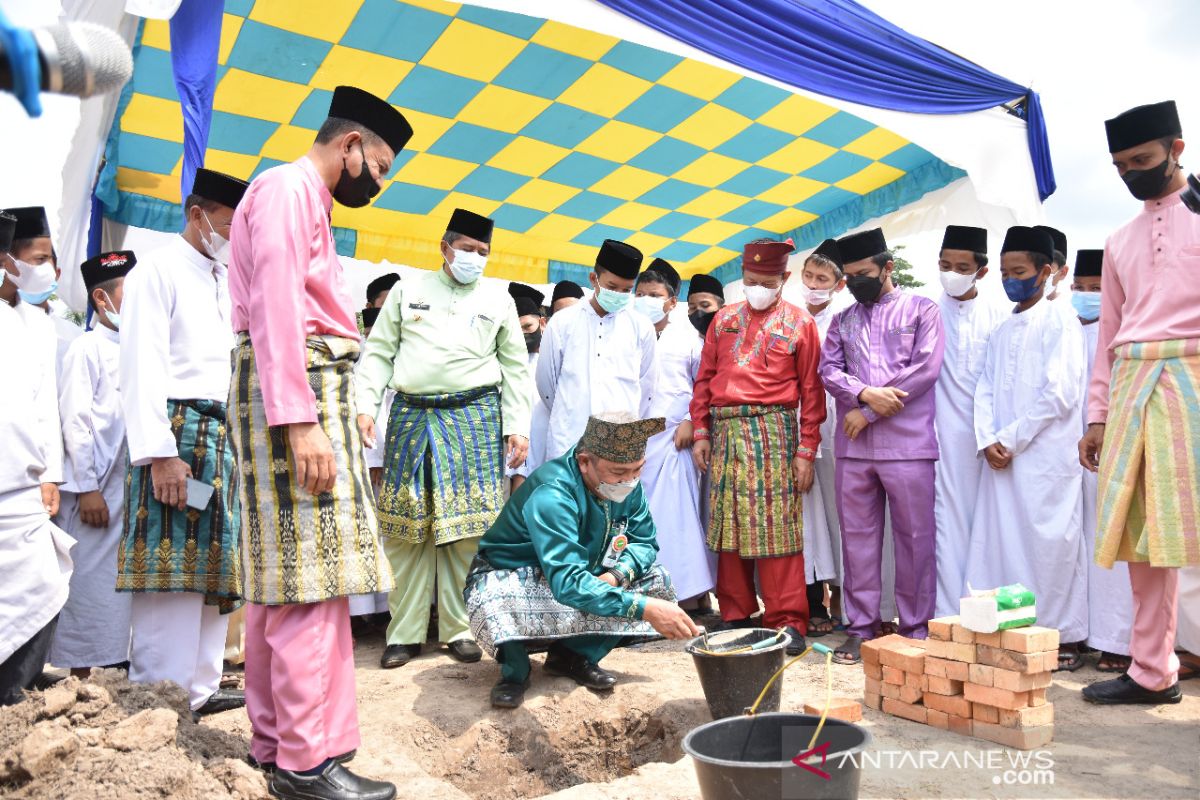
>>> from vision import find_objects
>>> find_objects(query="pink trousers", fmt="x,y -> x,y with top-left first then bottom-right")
1127,562 -> 1180,691
244,597 -> 359,771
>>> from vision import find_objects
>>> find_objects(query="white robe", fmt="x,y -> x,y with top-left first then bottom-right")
536,301 -> 656,460
507,351 -> 548,479
804,304 -> 841,585
0,301 -> 74,663
50,325 -> 133,667
933,292 -> 1008,617
641,321 -> 715,601
968,300 -> 1088,643
1177,568 -> 1200,654
351,387 -> 394,617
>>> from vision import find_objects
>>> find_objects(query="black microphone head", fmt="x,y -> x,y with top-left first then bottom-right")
34,22 -> 132,97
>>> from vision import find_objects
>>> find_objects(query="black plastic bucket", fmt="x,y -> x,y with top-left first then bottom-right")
686,628 -> 790,719
683,712 -> 872,800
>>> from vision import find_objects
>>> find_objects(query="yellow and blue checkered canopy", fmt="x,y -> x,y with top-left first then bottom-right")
102,0 -> 963,285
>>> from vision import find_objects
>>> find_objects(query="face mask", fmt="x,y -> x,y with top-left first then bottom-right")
939,270 -> 977,298
596,286 -> 632,313
689,309 -> 716,336
801,285 -> 833,307
1071,291 -> 1102,320
200,212 -> 231,264
523,330 -> 541,353
846,272 -> 884,304
743,284 -> 780,311
446,247 -> 487,284
1122,156 -> 1177,201
12,258 -> 57,304
100,290 -> 121,329
1002,272 -> 1045,303
596,478 -> 638,503
333,141 -> 380,208
633,295 -> 668,324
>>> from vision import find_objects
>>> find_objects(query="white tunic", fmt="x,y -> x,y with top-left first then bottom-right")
536,300 -> 656,460
0,301 -> 74,662
804,304 -> 840,585
967,299 -> 1088,642
641,321 -> 715,600
1177,567 -> 1200,654
507,351 -> 548,479
119,236 -> 233,465
50,325 -> 132,667
933,292 -> 1008,616
351,386 -> 393,617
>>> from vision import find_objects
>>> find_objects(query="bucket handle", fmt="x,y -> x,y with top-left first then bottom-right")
744,641 -> 835,755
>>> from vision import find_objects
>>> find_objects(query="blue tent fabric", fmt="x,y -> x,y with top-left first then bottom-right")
594,0 -> 1056,201
170,0 -> 224,208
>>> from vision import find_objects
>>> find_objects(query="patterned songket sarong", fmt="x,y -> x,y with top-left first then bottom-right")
708,404 -> 801,558
1096,338 -> 1200,569
376,386 -> 504,545
118,399 -> 242,612
229,335 -> 393,605
464,555 -> 675,656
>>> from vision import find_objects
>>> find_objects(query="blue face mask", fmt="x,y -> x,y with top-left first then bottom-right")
1071,291 -> 1101,320
596,286 -> 632,313
100,290 -> 121,330
18,285 -> 56,305
1002,273 -> 1044,303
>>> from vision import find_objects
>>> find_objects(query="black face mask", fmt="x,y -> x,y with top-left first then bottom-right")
689,309 -> 716,336
523,330 -> 542,353
333,142 -> 380,208
1122,156 -> 1177,201
846,272 -> 884,304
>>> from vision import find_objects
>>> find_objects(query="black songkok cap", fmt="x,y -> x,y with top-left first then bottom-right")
687,272 -> 724,299
1001,226 -> 1054,260
447,208 -> 494,244
361,306 -> 381,329
595,239 -> 642,280
81,250 -> 136,291
192,169 -> 249,210
644,258 -> 680,296
1105,100 -> 1181,153
366,273 -> 400,303
552,280 -> 584,303
6,206 -> 51,240
1074,249 -> 1103,277
811,238 -> 842,267
0,213 -> 15,252
508,282 -> 545,308
941,225 -> 987,254
514,296 -> 541,317
1033,225 -> 1067,259
328,85 -> 414,155
836,227 -> 888,265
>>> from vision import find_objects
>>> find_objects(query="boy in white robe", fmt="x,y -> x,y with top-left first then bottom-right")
506,284 -> 548,494
968,226 -> 1088,668
50,252 -> 137,676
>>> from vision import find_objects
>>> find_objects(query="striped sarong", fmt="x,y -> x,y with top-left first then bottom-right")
1096,338 -> 1200,568
118,399 -> 241,612
708,404 -> 801,558
229,335 -> 393,605
464,554 -> 675,657
376,386 -> 504,546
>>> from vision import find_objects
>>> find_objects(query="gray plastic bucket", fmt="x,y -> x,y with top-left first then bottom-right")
683,712 -> 872,800
686,628 -> 790,719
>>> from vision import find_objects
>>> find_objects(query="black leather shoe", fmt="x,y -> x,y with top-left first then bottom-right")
194,688 -> 245,717
249,749 -> 356,775
379,643 -> 420,669
544,648 -> 617,691
1082,673 -> 1182,705
783,626 -> 807,657
269,761 -> 395,800
490,676 -> 531,709
446,639 -> 482,663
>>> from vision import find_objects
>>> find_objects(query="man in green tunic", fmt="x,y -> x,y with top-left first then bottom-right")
465,412 -> 700,709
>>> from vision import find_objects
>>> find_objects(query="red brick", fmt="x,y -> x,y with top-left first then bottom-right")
882,665 -> 905,685
861,633 -> 910,665
863,660 -> 883,680
924,656 -> 969,681
999,626 -> 1060,654
993,668 -> 1052,693
948,714 -> 973,737
864,676 -> 882,697
963,682 -> 1030,711
928,616 -> 958,641
1029,688 -> 1047,707
973,630 -> 1004,648
905,670 -> 924,689
923,691 -> 972,718
975,644 -> 1057,673
899,684 -> 924,705
998,703 -> 1054,729
882,697 -> 927,724
973,703 -> 1000,723
880,644 -> 928,674
926,707 -> 949,729
804,697 -> 863,723
968,663 -> 994,687
864,692 -> 882,711
925,675 -> 964,696
951,624 -> 976,644
972,720 -> 1054,750
924,638 -> 978,663
881,682 -> 902,701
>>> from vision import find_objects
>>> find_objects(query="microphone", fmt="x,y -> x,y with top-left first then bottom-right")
0,22 -> 133,100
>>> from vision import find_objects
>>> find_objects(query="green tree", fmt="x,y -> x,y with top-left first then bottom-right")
890,244 -> 924,289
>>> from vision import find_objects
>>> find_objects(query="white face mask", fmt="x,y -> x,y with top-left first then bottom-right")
633,294 -> 668,324
201,212 -> 231,264
801,285 -> 833,306
939,270 -> 977,298
447,247 -> 487,284
744,284 -> 780,311
597,478 -> 638,503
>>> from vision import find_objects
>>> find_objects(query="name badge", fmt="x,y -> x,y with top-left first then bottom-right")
601,532 -> 628,569
471,314 -> 494,328
408,302 -> 430,310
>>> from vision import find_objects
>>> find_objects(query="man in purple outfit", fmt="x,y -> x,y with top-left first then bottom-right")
819,228 -> 945,664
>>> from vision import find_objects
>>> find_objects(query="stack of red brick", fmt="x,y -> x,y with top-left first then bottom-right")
861,617 -> 1058,750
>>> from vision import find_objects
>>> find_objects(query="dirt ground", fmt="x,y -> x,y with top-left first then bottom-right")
4,628 -> 1198,799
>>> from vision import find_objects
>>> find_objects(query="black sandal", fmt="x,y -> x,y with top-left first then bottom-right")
833,635 -> 863,665
1054,645 -> 1084,672
1096,652 -> 1132,673
807,617 -> 834,637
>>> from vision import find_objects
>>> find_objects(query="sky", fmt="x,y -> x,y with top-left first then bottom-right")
859,0 -> 1199,290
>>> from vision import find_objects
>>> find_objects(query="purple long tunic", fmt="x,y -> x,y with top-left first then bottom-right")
819,290 -> 945,460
